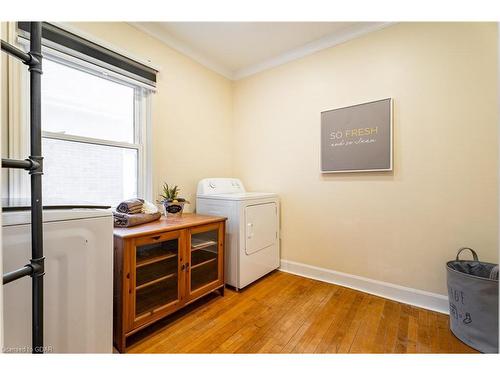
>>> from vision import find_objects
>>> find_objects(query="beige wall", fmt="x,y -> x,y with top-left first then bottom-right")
67,22 -> 234,209
1,22 -> 496,297
232,22 -> 498,295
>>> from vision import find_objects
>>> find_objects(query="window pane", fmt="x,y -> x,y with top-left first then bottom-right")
42,138 -> 137,206
42,59 -> 135,143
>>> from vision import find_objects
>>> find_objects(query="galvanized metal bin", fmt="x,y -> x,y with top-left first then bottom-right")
446,248 -> 499,353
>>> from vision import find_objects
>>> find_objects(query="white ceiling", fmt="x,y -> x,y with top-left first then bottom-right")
131,22 -> 390,80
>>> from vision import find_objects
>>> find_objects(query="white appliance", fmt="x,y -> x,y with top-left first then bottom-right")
196,178 -> 280,290
2,208 -> 113,353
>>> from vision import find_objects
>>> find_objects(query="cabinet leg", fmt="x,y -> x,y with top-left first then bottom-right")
220,286 -> 225,296
114,337 -> 126,354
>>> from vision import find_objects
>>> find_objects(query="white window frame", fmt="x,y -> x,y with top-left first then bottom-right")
9,39 -> 153,204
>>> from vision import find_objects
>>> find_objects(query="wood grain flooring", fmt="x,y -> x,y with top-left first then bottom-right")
126,271 -> 478,354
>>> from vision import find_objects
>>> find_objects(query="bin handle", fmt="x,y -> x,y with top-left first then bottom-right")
456,247 -> 479,261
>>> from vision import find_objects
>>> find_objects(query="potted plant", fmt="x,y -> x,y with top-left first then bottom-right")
160,183 -> 190,217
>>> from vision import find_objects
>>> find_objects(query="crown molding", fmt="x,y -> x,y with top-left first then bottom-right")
233,22 -> 393,80
130,22 -> 394,81
129,22 -> 233,79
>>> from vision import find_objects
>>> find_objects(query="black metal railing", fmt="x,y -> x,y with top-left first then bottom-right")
1,22 -> 44,354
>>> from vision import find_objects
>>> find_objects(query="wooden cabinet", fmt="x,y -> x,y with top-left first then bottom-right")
113,214 -> 226,352
187,223 -> 224,302
130,230 -> 184,330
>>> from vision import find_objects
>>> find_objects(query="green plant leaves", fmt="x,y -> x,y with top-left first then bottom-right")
160,182 -> 181,201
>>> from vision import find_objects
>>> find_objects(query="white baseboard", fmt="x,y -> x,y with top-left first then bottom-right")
279,259 -> 449,314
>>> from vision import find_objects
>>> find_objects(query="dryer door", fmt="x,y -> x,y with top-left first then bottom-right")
245,202 -> 277,255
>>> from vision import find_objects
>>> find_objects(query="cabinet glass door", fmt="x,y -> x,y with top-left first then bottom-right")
133,233 -> 181,323
189,224 -> 222,296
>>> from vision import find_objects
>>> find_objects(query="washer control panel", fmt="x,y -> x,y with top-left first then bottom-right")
197,178 -> 245,195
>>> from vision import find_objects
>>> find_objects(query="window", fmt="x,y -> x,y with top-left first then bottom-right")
40,57 -> 149,206
3,23 -> 155,207
42,59 -> 135,143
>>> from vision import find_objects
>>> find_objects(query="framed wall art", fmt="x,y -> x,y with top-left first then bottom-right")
320,98 -> 393,173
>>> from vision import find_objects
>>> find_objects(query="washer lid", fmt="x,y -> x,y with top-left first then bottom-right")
197,192 -> 278,201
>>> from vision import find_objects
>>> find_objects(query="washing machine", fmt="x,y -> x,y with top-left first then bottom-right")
196,178 -> 280,290
2,206 -> 113,353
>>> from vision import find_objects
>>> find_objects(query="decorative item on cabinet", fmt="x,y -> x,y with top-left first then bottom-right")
159,182 -> 190,217
113,213 -> 226,352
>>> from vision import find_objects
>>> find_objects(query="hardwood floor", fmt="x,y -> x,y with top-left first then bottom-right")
126,271 -> 477,354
